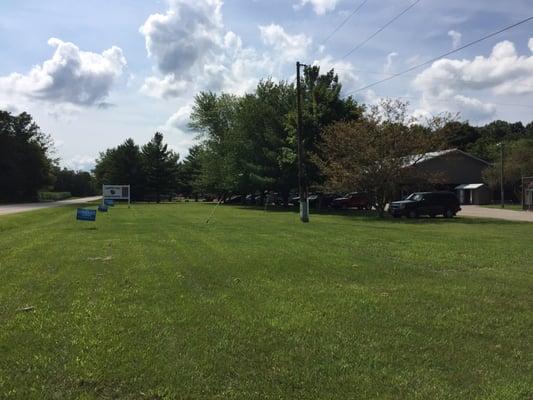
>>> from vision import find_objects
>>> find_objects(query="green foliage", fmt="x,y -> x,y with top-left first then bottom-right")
0,203 -> 532,398
94,138 -> 146,200
188,71 -> 364,201
483,139 -> 533,198
0,111 -> 55,202
52,168 -> 96,197
141,132 -> 180,203
315,99 -> 445,216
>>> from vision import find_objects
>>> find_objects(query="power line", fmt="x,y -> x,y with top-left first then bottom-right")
322,0 -> 369,46
346,15 -> 533,94
341,0 -> 421,59
368,94 -> 533,110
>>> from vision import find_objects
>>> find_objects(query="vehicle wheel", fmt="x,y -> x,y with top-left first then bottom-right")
444,209 -> 455,218
407,210 -> 418,219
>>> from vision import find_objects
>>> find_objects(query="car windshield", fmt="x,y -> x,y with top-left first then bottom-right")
408,193 -> 424,201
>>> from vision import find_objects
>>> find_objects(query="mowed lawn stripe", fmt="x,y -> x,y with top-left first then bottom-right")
0,203 -> 531,399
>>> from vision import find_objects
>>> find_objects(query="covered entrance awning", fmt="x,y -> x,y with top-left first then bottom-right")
455,183 -> 490,205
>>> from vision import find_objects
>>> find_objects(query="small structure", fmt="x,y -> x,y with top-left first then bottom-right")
525,181 -> 533,210
455,183 -> 491,205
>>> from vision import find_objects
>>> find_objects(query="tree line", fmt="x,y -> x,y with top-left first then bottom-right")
2,66 -> 533,206
0,111 -> 96,202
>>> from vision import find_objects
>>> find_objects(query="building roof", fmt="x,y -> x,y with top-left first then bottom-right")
403,148 -> 491,168
455,183 -> 486,190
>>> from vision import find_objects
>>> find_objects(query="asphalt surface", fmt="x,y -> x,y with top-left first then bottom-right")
459,205 -> 533,223
0,196 -> 102,216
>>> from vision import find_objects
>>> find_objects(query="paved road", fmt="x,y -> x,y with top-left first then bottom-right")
459,205 -> 533,223
0,196 -> 102,216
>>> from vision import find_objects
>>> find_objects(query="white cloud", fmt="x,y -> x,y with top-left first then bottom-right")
384,52 -> 399,73
163,104 -> 193,134
311,55 -> 360,93
414,38 -> 533,96
139,1 -> 296,99
139,0 -> 223,79
65,155 -> 96,171
295,0 -> 339,15
448,30 -> 462,49
259,24 -> 312,60
0,38 -> 126,107
140,74 -> 189,98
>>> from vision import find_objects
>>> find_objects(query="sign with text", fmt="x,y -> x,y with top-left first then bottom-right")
77,208 -> 96,221
104,199 -> 114,207
98,205 -> 108,212
103,185 -> 130,200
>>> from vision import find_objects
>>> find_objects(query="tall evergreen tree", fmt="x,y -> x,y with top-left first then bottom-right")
94,138 -> 146,200
0,111 -> 54,202
141,132 -> 179,203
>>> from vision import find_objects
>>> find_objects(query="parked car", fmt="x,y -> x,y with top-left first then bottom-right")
331,192 -> 372,210
225,195 -> 244,204
388,191 -> 461,218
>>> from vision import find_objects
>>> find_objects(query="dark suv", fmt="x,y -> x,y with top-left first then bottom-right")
389,191 -> 461,218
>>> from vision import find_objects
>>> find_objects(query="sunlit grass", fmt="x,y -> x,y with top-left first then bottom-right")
0,203 -> 532,399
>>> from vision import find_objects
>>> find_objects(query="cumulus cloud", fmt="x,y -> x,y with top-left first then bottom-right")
163,104 -> 193,134
294,0 -> 339,15
0,38 -> 126,107
412,38 -> 533,122
139,1 -> 295,99
65,155 -> 97,171
414,38 -> 533,96
311,55 -> 360,93
448,30 -> 462,49
259,24 -> 312,60
139,0 -> 223,79
140,74 -> 189,98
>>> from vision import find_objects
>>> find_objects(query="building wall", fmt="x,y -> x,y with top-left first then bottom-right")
413,151 -> 490,185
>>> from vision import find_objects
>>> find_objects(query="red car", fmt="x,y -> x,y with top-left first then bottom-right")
331,192 -> 372,210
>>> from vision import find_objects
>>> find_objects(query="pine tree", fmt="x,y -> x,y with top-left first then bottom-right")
142,132 -> 179,203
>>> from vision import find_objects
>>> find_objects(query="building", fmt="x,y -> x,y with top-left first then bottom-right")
525,181 -> 533,210
403,149 -> 492,205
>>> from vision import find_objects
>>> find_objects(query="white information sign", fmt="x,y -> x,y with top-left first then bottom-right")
102,185 -> 130,206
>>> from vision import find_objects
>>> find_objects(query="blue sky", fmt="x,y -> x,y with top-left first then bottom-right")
1,0 -> 533,170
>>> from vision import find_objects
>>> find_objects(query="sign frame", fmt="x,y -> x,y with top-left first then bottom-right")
77,208 -> 97,221
102,185 -> 130,207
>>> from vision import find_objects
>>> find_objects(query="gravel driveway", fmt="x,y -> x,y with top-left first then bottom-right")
0,196 -> 102,216
459,205 -> 533,223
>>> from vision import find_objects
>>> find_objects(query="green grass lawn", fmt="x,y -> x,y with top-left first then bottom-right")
1,203 -> 532,399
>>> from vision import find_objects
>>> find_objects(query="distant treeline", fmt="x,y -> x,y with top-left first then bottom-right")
0,111 -> 96,203
2,67 -> 533,205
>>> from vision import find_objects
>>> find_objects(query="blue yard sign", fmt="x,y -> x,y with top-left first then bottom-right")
98,205 -> 108,212
104,199 -> 115,206
76,208 -> 96,221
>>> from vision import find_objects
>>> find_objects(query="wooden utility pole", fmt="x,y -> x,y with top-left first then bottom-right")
500,142 -> 505,209
296,61 -> 309,223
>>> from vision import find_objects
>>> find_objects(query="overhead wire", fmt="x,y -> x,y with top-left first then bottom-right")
321,0 -> 369,46
341,0 -> 421,59
345,15 -> 533,94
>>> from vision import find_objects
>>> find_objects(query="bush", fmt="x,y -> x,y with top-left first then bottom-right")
38,192 -> 72,202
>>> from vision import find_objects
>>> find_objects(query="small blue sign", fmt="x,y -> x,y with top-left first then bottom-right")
76,208 -> 96,221
98,205 -> 108,212
104,199 -> 115,206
